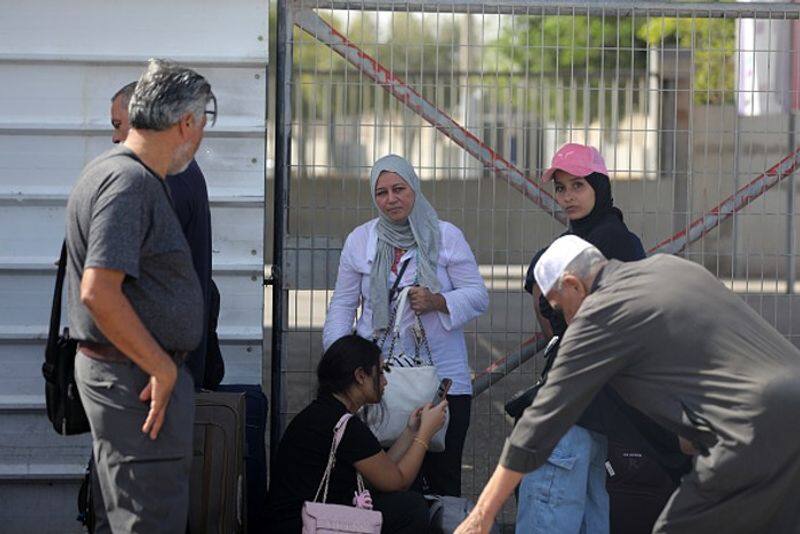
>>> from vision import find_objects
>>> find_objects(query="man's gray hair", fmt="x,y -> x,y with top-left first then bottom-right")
111,81 -> 137,107
128,59 -> 213,131
555,246 -> 607,291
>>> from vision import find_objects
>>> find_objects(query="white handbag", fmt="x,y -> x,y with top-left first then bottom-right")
366,287 -> 449,452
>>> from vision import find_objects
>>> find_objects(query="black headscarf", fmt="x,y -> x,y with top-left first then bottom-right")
569,172 -> 617,233
567,172 -> 644,262
524,171 -> 645,334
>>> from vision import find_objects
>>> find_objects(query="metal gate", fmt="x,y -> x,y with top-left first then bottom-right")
271,0 -> 800,522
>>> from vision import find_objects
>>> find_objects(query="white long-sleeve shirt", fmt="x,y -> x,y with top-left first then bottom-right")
322,218 -> 489,395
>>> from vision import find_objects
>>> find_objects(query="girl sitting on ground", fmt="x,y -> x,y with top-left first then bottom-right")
266,335 -> 447,534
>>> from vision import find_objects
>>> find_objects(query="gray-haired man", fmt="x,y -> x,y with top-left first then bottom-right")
457,235 -> 800,534
110,80 -> 223,390
66,59 -> 214,533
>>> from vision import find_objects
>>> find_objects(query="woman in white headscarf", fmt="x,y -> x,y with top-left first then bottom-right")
323,154 -> 489,497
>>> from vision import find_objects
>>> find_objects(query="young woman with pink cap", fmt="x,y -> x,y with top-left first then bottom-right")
515,143 -> 689,534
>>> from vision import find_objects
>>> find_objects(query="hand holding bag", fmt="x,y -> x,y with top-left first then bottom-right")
367,287 -> 449,451
301,414 -> 383,533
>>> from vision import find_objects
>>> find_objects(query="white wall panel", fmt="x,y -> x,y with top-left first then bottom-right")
0,203 -> 264,265
1,0 -> 268,63
0,204 -> 65,260
0,3 -> 268,527
0,64 -> 266,132
0,134 -> 265,196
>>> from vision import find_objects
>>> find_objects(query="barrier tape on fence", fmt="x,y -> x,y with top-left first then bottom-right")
471,333 -> 547,396
649,147 -> 800,255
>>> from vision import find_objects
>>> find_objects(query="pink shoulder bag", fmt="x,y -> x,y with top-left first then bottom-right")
301,413 -> 383,533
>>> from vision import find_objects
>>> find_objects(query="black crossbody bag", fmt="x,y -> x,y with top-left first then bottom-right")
504,335 -> 561,419
41,241 -> 90,435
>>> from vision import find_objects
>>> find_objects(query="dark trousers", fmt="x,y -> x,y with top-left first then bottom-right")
419,394 -> 471,497
372,491 -> 430,534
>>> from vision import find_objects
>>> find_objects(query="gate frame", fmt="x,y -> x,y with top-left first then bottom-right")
271,0 -> 800,466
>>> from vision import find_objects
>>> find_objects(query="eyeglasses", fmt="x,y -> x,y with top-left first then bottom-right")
204,94 -> 217,127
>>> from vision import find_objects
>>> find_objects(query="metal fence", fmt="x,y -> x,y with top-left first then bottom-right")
271,0 -> 800,524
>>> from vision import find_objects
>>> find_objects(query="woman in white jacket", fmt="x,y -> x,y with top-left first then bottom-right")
323,154 -> 489,497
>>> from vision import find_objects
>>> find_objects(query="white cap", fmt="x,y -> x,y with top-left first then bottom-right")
534,235 -> 597,296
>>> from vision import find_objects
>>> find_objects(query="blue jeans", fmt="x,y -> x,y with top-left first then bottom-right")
516,426 -> 609,534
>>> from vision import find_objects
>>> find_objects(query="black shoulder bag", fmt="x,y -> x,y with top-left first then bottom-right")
504,335 -> 561,420
41,241 -> 90,435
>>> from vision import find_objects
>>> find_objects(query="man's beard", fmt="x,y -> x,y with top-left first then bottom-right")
168,140 -> 195,175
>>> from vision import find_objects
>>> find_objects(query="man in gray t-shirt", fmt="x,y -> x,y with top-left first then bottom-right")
65,59 -> 214,534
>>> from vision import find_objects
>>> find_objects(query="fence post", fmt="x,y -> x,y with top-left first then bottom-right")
270,0 -> 293,470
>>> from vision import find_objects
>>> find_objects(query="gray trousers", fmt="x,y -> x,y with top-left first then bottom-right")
75,351 -> 194,534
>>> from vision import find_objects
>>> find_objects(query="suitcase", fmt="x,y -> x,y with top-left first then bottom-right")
215,384 -> 269,531
190,390 -> 247,534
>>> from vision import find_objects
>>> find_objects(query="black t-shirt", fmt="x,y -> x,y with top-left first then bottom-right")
266,395 -> 382,533
165,160 -> 213,386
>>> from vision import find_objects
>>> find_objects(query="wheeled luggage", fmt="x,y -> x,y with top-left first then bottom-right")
189,390 -> 247,534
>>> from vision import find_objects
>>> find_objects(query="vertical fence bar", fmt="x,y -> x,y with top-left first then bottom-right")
270,0 -> 293,470
789,113 -> 797,294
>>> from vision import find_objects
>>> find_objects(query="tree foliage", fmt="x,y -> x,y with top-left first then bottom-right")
637,17 -> 736,105
492,14 -> 737,106
294,12 -> 459,74
494,15 -> 647,74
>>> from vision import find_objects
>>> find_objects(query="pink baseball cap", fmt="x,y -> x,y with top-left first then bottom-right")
541,143 -> 609,182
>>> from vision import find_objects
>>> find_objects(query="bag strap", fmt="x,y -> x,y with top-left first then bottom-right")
380,287 -> 410,363
411,315 -> 435,367
394,288 -> 434,366
375,258 -> 411,351
388,258 -> 411,304
537,335 -> 561,388
46,151 -> 164,361
313,413 -> 358,504
380,286 -> 434,367
392,287 -> 411,336
46,241 -> 68,363
47,152 -> 140,358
